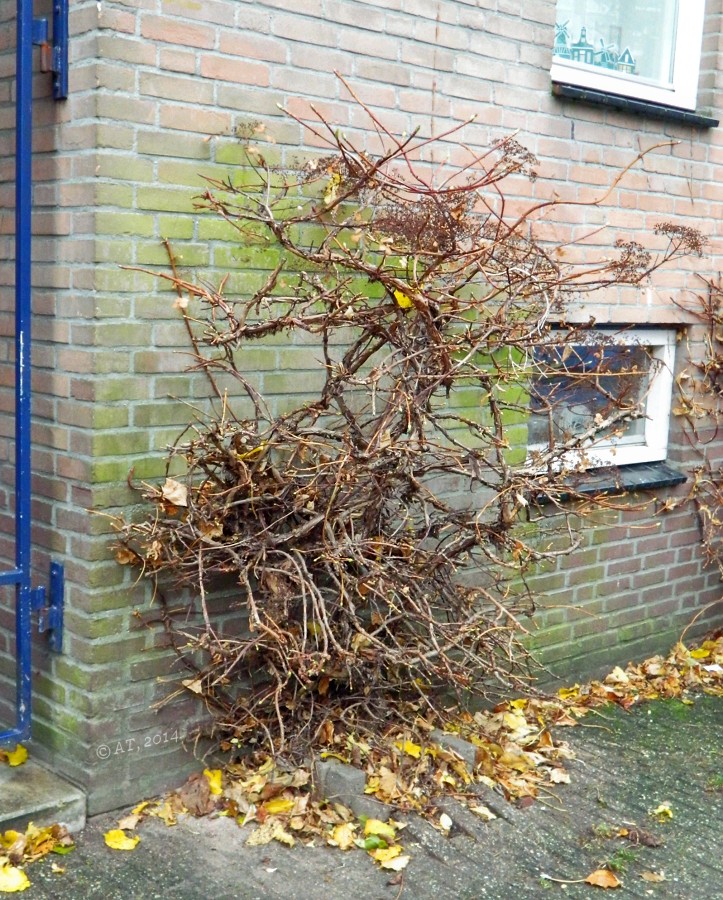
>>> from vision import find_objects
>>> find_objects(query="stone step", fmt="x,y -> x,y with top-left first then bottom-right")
0,758 -> 86,834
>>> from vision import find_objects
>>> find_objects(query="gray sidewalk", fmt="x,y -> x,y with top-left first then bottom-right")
17,696 -> 723,899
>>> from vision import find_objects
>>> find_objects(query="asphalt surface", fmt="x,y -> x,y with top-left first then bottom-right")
18,695 -> 723,899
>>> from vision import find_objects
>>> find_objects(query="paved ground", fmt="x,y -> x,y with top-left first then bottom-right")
19,696 -> 723,899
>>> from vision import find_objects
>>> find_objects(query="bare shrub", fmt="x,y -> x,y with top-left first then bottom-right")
113,90 -> 703,754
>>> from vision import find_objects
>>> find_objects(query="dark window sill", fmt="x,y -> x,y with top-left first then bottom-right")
532,461 -> 687,505
552,82 -> 719,128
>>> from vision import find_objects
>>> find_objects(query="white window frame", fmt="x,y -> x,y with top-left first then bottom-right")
527,328 -> 676,470
550,1 -> 706,111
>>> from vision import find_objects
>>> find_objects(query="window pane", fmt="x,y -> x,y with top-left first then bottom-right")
529,344 -> 651,449
554,0 -> 679,86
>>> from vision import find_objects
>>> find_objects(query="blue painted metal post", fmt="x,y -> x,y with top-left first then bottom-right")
0,0 -> 67,747
11,0 -> 35,744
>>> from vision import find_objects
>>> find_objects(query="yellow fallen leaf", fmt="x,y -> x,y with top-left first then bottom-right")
370,844 -> 402,863
245,823 -> 275,847
149,799 -> 177,827
509,698 -> 528,710
0,865 -> 30,893
0,832 -> 21,851
393,289 -> 414,309
650,803 -> 673,820
103,830 -> 140,851
246,821 -> 296,849
364,819 -> 396,842
585,869 -> 621,889
262,797 -> 295,816
203,769 -> 223,796
558,685 -> 580,701
271,825 -> 296,848
329,822 -> 356,850
364,775 -> 380,794
4,746 -> 28,768
690,648 -> 710,659
394,740 -> 422,759
50,862 -> 65,875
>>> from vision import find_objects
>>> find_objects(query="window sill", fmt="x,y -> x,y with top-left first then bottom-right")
552,82 -> 719,128
532,461 -> 687,505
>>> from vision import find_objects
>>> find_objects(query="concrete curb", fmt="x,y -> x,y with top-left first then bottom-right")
311,729 -> 518,824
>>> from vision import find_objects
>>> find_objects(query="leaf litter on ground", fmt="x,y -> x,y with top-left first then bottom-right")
8,633 -> 718,889
0,822 -> 75,893
108,633 -> 723,875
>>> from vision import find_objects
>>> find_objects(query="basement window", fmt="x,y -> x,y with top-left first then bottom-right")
551,0 -> 706,112
527,328 -> 676,470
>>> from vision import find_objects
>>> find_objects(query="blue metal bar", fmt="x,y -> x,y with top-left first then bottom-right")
1,0 -> 67,748
0,570 -> 22,587
8,0 -> 35,745
52,0 -> 69,100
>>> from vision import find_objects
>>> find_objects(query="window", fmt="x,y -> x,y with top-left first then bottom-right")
527,328 -> 676,469
551,1 -> 706,111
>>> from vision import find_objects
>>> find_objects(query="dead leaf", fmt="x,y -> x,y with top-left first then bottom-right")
103,830 -> 139,851
2,746 -> 27,768
364,819 -> 396,842
113,546 -> 137,566
181,677 -> 204,695
640,871 -> 666,883
650,803 -> 673,821
380,854 -> 410,872
549,769 -> 571,784
262,797 -> 295,816
623,827 -> 662,847
246,821 -> 296,848
370,845 -> 402,864
605,667 -> 630,685
116,813 -> 140,832
0,864 -> 30,893
468,804 -> 496,821
375,766 -> 402,802
394,740 -> 422,759
161,478 -> 187,508
177,772 -> 215,817
270,824 -> 296,848
585,869 -> 621,889
328,822 -> 356,850
148,798 -> 180,827
5,837 -> 26,867
203,768 -> 224,796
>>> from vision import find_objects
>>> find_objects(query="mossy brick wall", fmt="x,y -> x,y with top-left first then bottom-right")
0,0 -> 720,813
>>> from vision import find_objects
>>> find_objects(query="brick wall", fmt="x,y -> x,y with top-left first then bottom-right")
0,0 -> 720,812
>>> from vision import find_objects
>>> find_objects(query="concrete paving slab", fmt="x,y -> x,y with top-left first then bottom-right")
0,759 -> 86,833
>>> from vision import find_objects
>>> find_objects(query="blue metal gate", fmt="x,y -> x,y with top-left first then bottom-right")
0,0 -> 68,746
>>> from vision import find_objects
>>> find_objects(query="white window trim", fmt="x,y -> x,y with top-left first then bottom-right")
527,328 -> 676,470
550,1 -> 705,111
